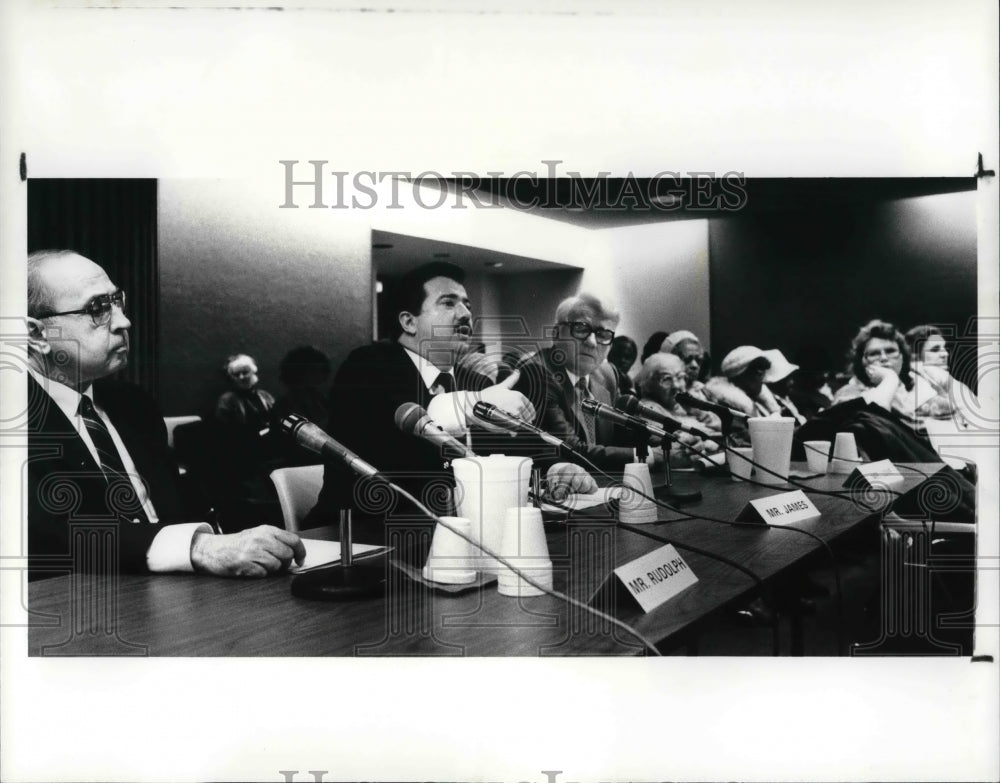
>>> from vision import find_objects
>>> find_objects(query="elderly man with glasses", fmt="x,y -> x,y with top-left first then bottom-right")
24,250 -> 304,581
512,292 -> 652,470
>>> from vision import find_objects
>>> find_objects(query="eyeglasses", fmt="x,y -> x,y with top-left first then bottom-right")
561,321 -> 616,346
653,372 -> 687,384
863,346 -> 900,361
39,290 -> 126,327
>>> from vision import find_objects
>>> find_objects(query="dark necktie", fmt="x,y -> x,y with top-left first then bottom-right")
575,377 -> 596,446
78,396 -> 150,524
433,372 -> 455,394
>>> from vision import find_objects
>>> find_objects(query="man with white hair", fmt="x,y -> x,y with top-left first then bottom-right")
513,292 -> 646,470
25,250 -> 304,581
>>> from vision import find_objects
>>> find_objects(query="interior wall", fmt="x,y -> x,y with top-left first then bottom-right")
708,191 -> 978,377
491,269 -> 584,344
158,178 -> 372,416
592,219 -> 712,369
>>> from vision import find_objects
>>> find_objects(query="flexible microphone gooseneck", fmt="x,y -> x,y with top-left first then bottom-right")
282,413 -> 663,656
394,402 -> 475,459
616,394 -> 718,442
675,391 -> 749,422
473,404 -> 772,606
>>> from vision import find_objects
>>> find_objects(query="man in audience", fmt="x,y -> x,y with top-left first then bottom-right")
25,250 -> 304,581
307,262 -> 594,525
513,292 -> 646,470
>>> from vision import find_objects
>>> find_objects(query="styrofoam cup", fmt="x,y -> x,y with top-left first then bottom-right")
422,516 -> 477,584
619,461 -> 659,524
829,432 -> 860,475
497,506 -> 552,597
727,446 -> 754,481
803,440 -> 832,474
748,417 -> 795,485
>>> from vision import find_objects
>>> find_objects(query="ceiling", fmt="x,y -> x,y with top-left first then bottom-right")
371,229 -> 580,277
460,176 -> 978,230
372,177 -> 978,273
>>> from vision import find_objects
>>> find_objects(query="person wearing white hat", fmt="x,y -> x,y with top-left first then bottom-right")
705,345 -> 784,418
660,329 -> 722,434
762,348 -> 807,425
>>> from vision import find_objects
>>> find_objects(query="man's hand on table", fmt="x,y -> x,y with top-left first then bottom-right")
191,525 -> 305,577
546,462 -> 598,499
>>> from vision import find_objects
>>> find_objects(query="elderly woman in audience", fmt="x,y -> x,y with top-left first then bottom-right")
635,352 -> 719,464
661,329 -> 722,433
830,319 -> 951,430
905,324 -> 979,424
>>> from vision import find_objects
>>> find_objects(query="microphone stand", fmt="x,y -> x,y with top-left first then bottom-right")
291,507 -> 388,600
655,431 -> 702,505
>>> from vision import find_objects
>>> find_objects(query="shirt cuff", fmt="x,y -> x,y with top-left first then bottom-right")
427,391 -> 471,435
146,522 -> 213,573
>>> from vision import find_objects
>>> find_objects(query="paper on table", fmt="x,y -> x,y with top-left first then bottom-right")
289,540 -> 386,573
539,485 -> 624,514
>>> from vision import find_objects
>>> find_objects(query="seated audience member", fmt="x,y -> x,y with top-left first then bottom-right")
271,345 -> 333,465
514,293 -> 656,470
607,335 -> 638,395
783,350 -> 834,420
306,262 -> 593,528
830,319 -> 948,431
905,324 -> 979,424
634,353 -> 719,465
214,352 -> 281,527
761,349 -> 807,425
216,353 -> 276,432
639,330 -> 669,365
25,250 -> 303,581
661,329 -> 722,433
706,346 -> 785,417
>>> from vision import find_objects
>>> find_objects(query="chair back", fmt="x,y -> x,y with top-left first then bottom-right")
163,415 -> 202,449
269,465 -> 324,532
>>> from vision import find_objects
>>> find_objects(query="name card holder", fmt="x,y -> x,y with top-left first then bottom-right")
736,490 -> 822,526
589,544 -> 698,614
843,459 -> 905,490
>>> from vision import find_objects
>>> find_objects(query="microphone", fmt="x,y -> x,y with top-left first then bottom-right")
616,395 -> 717,440
471,401 -> 565,449
394,402 -> 474,459
676,391 -> 749,421
580,397 -> 667,439
278,413 -> 379,478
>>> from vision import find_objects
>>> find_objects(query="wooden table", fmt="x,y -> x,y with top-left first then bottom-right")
26,463 -> 944,656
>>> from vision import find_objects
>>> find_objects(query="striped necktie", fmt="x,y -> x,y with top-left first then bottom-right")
78,395 -> 150,524
576,377 -> 597,446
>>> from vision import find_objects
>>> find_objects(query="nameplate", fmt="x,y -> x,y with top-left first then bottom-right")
843,459 -> 905,489
612,544 -> 698,613
737,490 -> 821,526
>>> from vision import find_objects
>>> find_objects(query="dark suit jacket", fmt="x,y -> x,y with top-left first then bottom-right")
305,341 -> 495,526
27,374 -> 185,581
512,347 -> 634,470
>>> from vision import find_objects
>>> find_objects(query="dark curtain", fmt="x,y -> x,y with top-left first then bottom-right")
27,179 -> 159,394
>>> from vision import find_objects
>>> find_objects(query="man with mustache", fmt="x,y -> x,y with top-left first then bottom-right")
307,261 -> 558,525
25,250 -> 304,581
512,292 -> 640,470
